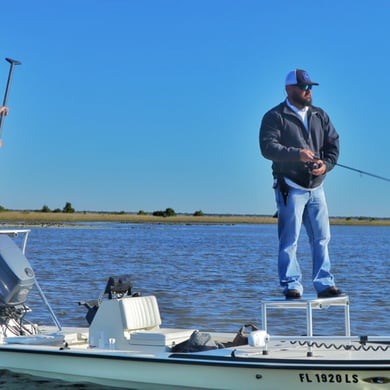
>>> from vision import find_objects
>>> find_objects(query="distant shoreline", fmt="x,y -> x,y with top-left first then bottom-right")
0,211 -> 389,227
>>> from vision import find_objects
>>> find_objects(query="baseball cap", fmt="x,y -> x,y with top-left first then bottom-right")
285,69 -> 319,86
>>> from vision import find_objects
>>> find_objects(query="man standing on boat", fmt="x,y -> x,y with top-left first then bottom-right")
259,69 -> 344,300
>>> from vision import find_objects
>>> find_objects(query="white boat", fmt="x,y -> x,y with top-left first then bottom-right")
0,229 -> 389,389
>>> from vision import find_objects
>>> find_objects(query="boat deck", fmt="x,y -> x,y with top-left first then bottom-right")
30,325 -> 390,366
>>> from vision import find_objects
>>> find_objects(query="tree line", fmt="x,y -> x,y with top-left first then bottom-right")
0,202 -> 205,217
43,204 -> 204,217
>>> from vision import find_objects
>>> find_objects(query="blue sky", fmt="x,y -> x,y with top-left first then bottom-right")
0,0 -> 389,217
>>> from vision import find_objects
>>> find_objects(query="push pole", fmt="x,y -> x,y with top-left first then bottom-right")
0,58 -> 22,147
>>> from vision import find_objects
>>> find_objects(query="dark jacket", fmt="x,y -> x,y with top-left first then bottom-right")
259,101 -> 339,188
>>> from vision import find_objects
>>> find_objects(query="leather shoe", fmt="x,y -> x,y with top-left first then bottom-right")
284,289 -> 301,299
317,286 -> 345,298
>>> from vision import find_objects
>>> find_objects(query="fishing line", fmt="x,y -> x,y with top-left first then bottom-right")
336,163 -> 390,183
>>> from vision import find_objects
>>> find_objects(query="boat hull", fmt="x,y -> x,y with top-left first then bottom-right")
1,345 -> 390,389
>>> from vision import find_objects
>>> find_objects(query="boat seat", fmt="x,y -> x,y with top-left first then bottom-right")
89,295 -> 194,350
121,296 -> 194,347
120,295 -> 161,331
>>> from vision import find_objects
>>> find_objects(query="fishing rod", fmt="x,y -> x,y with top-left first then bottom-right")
336,163 -> 390,183
0,57 -> 22,147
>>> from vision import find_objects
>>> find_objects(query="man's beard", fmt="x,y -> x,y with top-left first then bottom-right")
291,91 -> 312,107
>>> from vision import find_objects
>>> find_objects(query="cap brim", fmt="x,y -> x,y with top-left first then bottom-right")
286,81 -> 320,86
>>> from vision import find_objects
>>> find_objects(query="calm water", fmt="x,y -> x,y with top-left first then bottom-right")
1,223 -> 389,388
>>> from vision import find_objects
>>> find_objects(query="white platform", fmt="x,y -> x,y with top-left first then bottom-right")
261,295 -> 351,337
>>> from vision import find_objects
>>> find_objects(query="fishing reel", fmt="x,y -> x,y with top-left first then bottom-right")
306,161 -> 322,171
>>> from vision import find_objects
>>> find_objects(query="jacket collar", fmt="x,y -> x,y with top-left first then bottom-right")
282,100 -> 319,117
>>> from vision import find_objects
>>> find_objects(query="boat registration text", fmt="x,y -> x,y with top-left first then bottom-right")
299,373 -> 359,384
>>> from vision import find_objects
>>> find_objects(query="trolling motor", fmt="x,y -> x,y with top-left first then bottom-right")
104,275 -> 134,299
79,274 -> 140,325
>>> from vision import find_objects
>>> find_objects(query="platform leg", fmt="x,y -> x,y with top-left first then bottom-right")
307,302 -> 313,357
261,303 -> 268,333
345,300 -> 351,336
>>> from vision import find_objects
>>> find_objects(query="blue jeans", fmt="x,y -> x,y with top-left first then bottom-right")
275,184 -> 335,295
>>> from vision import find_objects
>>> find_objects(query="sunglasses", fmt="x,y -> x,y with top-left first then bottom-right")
295,84 -> 312,91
